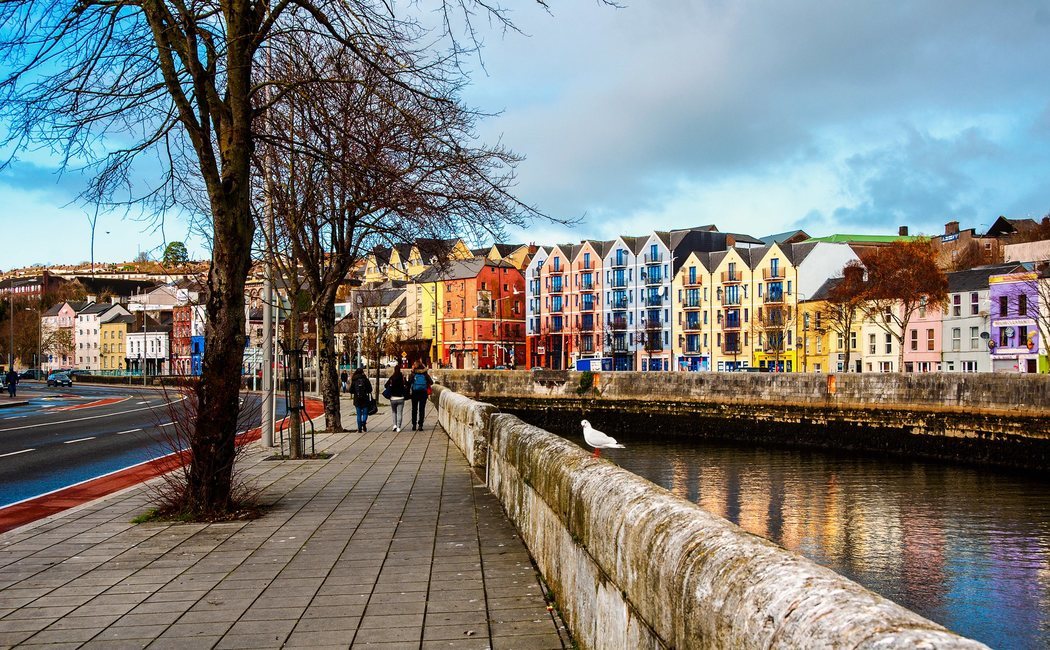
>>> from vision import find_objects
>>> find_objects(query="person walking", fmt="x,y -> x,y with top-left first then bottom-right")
350,368 -> 373,433
340,369 -> 349,393
5,368 -> 18,398
409,361 -> 433,431
385,363 -> 407,432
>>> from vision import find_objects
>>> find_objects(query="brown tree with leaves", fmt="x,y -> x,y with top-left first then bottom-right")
818,264 -> 867,371
845,239 -> 949,371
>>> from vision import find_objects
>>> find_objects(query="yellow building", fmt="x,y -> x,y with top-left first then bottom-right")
751,243 -> 799,372
708,247 -> 755,371
671,252 -> 713,371
99,314 -> 132,372
364,238 -> 474,283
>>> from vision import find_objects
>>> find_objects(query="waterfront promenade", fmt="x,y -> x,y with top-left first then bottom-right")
0,396 -> 568,649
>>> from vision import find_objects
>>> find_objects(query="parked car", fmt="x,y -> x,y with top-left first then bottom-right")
18,369 -> 43,380
47,372 -> 73,387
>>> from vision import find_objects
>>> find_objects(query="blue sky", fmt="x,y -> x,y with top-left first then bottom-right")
2,1 -> 1050,268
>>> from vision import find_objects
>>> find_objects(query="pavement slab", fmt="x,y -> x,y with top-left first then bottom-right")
0,395 -> 571,648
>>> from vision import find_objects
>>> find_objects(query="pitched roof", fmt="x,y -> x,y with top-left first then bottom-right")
43,303 -> 64,316
786,241 -> 819,266
726,232 -> 765,246
803,234 -> 914,244
947,263 -> 1026,292
984,216 -> 1039,238
81,302 -> 114,315
493,243 -> 523,257
72,276 -> 159,297
809,277 -> 843,301
760,230 -> 810,246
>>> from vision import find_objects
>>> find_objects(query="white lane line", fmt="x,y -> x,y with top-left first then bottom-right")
117,428 -> 143,435
64,437 -> 96,444
0,396 -> 186,433
0,448 -> 34,458
3,416 -> 26,420
157,422 -> 174,428
137,401 -> 148,405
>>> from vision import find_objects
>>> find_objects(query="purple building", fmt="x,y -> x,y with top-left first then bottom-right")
988,271 -> 1041,373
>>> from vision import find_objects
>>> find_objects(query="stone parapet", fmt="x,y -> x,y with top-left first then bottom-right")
434,369 -> 1050,415
435,387 -> 987,649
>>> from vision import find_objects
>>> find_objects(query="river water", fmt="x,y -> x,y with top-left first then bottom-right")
550,427 -> 1050,649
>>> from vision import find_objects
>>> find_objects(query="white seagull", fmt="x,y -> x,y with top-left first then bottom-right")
580,420 -> 625,458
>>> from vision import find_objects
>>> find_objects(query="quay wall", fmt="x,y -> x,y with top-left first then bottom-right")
431,385 -> 987,649
433,370 -> 1050,471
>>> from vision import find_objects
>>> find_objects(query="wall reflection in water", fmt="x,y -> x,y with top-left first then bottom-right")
558,430 -> 1050,650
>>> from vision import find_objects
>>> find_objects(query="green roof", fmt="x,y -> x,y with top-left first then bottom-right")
802,234 -> 918,244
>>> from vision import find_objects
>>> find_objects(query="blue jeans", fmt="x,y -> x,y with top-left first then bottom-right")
356,406 -> 368,430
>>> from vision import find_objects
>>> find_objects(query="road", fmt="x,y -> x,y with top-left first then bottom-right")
0,382 -> 285,508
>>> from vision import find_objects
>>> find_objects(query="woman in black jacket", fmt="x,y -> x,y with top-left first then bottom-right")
350,368 -> 373,432
408,361 -> 433,431
385,364 -> 407,432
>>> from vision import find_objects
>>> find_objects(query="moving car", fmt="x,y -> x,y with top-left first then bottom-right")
47,372 -> 73,387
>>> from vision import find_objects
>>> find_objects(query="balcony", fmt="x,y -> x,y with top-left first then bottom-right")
610,256 -> 628,268
721,270 -> 743,283
764,292 -> 784,305
644,294 -> 663,307
550,322 -> 563,333
721,344 -> 742,354
611,297 -> 628,310
580,301 -> 596,312
644,252 -> 663,264
580,279 -> 595,291
549,281 -> 564,294
611,276 -> 628,289
612,343 -> 630,353
763,267 -> 784,280
579,320 -> 595,332
723,318 -> 741,331
531,267 -> 541,278
720,296 -> 741,307
684,274 -> 702,287
643,271 -> 662,286
685,300 -> 702,309
684,320 -> 701,332
611,318 -> 628,331
549,303 -> 563,314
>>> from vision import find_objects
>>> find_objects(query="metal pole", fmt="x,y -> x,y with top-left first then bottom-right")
143,296 -> 148,386
262,253 -> 274,447
8,294 -> 13,370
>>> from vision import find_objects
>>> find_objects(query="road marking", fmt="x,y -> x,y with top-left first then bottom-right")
137,401 -> 148,405
0,448 -> 33,458
3,416 -> 26,420
117,428 -> 142,435
64,437 -> 96,444
157,422 -> 174,428
0,396 -> 187,433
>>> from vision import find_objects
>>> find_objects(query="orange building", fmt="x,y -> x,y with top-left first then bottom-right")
439,258 -> 525,369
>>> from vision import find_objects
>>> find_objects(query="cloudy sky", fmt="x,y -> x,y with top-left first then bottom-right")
2,0 -> 1050,268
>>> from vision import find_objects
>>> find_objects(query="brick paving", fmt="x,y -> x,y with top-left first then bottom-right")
0,396 -> 569,649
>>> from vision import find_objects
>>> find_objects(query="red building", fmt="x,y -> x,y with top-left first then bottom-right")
440,258 -> 525,369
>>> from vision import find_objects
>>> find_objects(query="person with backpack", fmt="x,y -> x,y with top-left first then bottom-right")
340,369 -> 349,393
5,368 -> 17,398
409,361 -> 433,431
384,363 -> 407,432
350,368 -> 373,433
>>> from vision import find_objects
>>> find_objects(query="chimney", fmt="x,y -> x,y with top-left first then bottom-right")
898,226 -> 909,236
945,221 -> 959,236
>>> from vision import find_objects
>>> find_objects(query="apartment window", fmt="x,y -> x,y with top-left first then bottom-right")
971,292 -> 979,315
962,361 -> 977,373
553,257 -> 560,271
970,326 -> 980,350
952,294 -> 961,317
880,361 -> 892,373
868,333 -> 876,354
1019,294 -> 1028,316
786,280 -> 792,295
584,253 -> 591,267
689,266 -> 696,284
999,295 -> 1008,316
919,296 -> 927,318
885,333 -> 892,354
1018,325 -> 1029,347
910,329 -> 918,351
837,333 -> 844,350
951,328 -> 961,351
850,331 -> 857,349
927,328 -> 935,351
771,258 -> 779,276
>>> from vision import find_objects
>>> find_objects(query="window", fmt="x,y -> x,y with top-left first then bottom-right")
999,295 -> 1008,316
885,333 -> 892,354
952,294 -> 961,317
971,292 -> 979,315
970,326 -> 980,350
1018,325 -> 1029,347
951,328 -> 961,351
1019,294 -> 1027,316
927,328 -> 935,351
584,252 -> 591,267
837,333 -> 844,350
962,361 -> 977,373
786,280 -> 792,295
919,296 -> 927,318
689,266 -> 696,284
868,333 -> 876,354
850,332 -> 857,349
910,329 -> 918,351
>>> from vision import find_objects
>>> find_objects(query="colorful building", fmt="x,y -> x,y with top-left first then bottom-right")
100,314 -> 133,371
988,272 -> 1043,373
434,258 -> 525,369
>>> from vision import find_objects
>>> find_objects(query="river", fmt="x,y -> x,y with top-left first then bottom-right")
548,425 -> 1050,649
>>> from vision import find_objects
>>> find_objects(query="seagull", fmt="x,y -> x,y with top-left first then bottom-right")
580,419 -> 625,458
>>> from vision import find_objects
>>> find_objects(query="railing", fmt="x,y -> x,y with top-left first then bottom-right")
611,318 -> 628,331
550,322 -> 563,333
611,276 -> 628,289
580,301 -> 596,312
549,303 -> 563,314
684,321 -> 701,332
579,320 -> 595,332
611,298 -> 628,310
550,281 -> 563,294
721,344 -> 741,354
609,256 -> 628,268
763,267 -> 784,280
723,318 -> 741,330
685,300 -> 701,309
581,279 -> 595,291
684,275 -> 702,287
644,252 -> 663,263
611,343 -> 629,353
531,267 -> 541,278
721,270 -> 743,283
764,293 -> 784,305
685,346 -> 701,354
721,296 -> 741,306
643,272 -> 662,286
644,294 -> 663,307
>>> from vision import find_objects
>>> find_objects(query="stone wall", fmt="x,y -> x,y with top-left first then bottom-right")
433,386 -> 987,649
433,386 -> 493,468
434,369 -> 1050,414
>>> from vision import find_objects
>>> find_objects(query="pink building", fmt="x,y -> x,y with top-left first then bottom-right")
565,241 -> 604,367
40,300 -> 92,371
903,302 -> 943,372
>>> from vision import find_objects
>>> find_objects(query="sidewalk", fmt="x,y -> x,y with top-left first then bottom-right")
0,396 -> 569,649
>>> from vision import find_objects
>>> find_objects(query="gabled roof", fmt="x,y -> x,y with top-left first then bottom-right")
390,300 -> 407,319
413,257 -> 490,282
760,230 -> 810,246
43,303 -> 65,317
493,243 -> 524,257
370,246 -> 392,265
809,277 -> 843,301
984,216 -> 1039,238
67,301 -> 93,313
726,232 -> 764,246
947,263 -> 1025,292
786,241 -> 820,266
81,302 -> 115,315
108,314 -> 136,326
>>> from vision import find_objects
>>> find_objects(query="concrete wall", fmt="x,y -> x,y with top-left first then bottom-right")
433,386 -> 493,468
432,386 -> 987,649
434,369 -> 1050,414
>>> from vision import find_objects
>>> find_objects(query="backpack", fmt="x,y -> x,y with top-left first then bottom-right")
412,372 -> 428,391
352,377 -> 370,399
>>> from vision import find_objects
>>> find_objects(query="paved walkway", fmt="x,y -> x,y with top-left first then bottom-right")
0,396 -> 569,649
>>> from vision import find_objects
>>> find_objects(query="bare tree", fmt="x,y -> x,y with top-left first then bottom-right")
817,266 -> 866,371
0,0 -> 588,516
256,36 -> 540,432
757,304 -> 794,370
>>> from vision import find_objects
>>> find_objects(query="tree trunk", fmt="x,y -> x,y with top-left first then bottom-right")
189,195 -> 253,515
286,307 -> 303,459
316,298 -> 343,432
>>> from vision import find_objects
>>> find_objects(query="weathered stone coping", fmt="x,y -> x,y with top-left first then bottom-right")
432,385 -> 988,649
435,369 -> 1050,418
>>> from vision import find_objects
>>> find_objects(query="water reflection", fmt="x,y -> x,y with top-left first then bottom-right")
555,428 -> 1050,650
